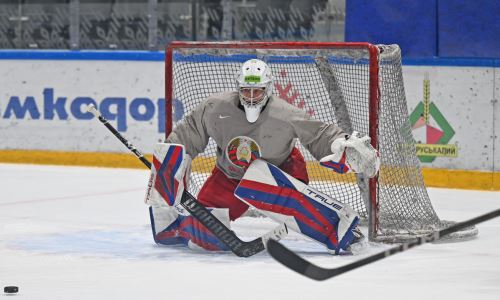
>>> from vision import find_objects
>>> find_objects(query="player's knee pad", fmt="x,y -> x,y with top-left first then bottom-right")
149,205 -> 230,252
145,143 -> 192,207
234,159 -> 359,254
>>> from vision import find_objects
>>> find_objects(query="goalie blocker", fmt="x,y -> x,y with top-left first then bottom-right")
235,159 -> 360,254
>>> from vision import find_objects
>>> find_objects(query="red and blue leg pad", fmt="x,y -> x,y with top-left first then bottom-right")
152,145 -> 184,206
148,207 -> 229,251
235,163 -> 358,253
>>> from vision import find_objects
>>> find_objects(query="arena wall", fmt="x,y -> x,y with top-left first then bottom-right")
0,50 -> 498,190
346,0 -> 500,58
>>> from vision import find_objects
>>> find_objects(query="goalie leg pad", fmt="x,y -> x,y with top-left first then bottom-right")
234,159 -> 359,254
149,205 -> 230,251
145,143 -> 191,207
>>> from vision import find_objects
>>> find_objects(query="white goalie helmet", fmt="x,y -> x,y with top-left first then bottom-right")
236,59 -> 274,123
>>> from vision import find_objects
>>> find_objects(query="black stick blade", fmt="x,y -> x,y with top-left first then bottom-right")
267,239 -> 335,281
268,209 -> 500,281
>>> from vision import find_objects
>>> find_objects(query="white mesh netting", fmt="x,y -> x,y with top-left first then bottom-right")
166,43 -> 477,242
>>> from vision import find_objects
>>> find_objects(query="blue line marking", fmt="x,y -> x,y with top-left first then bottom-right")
0,50 -> 164,61
0,50 -> 498,67
403,57 -> 500,67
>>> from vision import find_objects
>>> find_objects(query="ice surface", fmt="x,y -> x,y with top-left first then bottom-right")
1,163 -> 499,299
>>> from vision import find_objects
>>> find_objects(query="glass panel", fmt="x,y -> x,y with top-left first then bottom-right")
0,0 -> 346,50
312,0 -> 345,42
79,0 -> 149,49
231,0 -> 344,42
196,0 -> 224,41
0,2 -> 19,48
157,0 -> 193,47
23,1 -> 70,49
0,0 -> 70,49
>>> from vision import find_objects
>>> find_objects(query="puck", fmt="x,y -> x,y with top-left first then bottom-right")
4,286 -> 18,294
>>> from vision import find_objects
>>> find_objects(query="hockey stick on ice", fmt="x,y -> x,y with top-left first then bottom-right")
87,104 -> 287,257
267,208 -> 500,280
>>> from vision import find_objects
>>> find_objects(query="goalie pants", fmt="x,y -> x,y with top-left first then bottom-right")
197,147 -> 309,220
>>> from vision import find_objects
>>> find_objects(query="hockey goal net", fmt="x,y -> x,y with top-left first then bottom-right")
165,41 -> 476,243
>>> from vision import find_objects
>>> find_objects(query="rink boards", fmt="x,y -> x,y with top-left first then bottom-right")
0,50 -> 499,190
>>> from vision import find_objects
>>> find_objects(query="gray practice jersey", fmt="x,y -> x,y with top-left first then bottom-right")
166,91 -> 346,180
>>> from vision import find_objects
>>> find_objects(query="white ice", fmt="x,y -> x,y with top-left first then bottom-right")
1,163 -> 499,300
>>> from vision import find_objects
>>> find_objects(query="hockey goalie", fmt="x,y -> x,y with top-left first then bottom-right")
145,59 -> 380,254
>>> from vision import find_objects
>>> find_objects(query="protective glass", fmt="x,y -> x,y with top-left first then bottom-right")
239,87 -> 266,106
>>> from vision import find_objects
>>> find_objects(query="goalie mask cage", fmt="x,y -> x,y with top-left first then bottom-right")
165,41 -> 476,243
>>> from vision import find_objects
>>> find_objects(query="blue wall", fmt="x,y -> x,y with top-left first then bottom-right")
345,0 -> 437,58
438,0 -> 500,57
346,0 -> 500,58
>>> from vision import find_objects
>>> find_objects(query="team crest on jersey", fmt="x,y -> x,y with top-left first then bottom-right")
226,136 -> 262,169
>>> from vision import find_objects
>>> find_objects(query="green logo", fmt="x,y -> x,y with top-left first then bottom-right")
409,73 -> 457,163
244,75 -> 261,84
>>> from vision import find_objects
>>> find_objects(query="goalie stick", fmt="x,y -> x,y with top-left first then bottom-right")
87,104 -> 287,257
267,208 -> 500,280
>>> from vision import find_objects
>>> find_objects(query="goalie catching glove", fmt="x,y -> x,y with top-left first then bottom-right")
320,131 -> 380,178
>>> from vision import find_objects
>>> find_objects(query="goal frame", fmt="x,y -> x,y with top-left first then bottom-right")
164,41 -> 381,240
